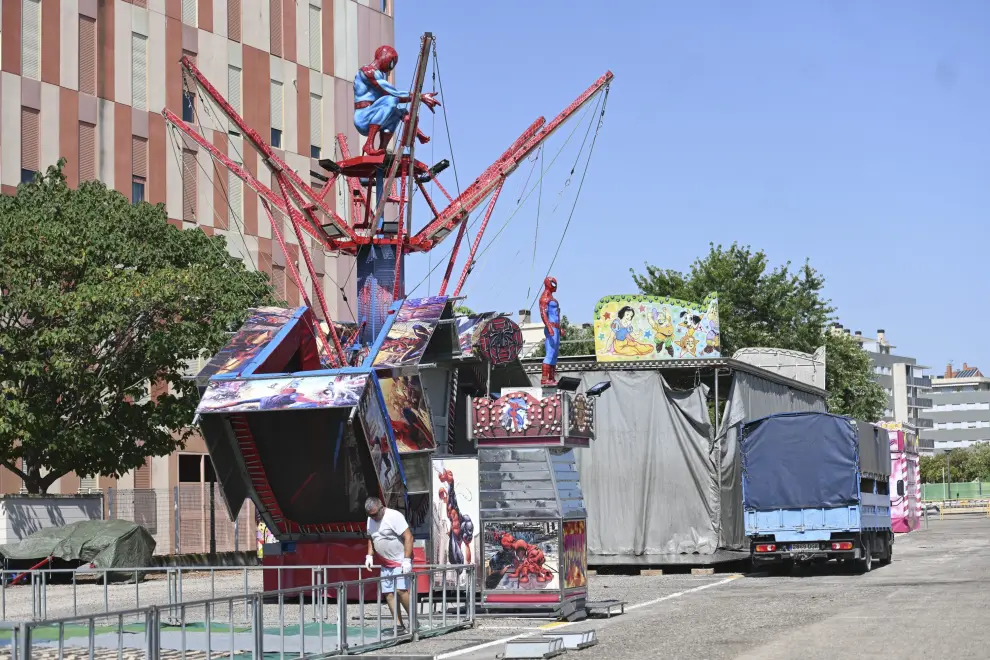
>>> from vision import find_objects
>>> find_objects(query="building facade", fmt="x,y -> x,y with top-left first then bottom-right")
921,364 -> 990,453
838,326 -> 934,453
1,0 -> 393,548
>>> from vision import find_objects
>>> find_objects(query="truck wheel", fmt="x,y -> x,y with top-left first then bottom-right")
879,537 -> 892,566
858,537 -> 872,573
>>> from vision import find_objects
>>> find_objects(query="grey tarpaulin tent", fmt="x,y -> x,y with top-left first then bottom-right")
0,520 -> 155,572
523,356 -> 826,562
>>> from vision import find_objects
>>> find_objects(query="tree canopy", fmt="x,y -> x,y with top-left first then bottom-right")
530,315 -> 596,358
630,242 -> 887,422
0,162 -> 272,493
920,445 -> 990,484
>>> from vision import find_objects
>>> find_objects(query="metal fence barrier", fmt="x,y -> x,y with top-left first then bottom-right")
0,564 -> 479,624
932,499 -> 990,519
0,564 -> 476,659
107,486 -> 255,555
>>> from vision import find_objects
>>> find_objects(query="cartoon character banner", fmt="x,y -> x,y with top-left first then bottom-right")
196,373 -> 368,413
196,307 -> 298,382
593,294 -> 720,362
483,521 -> 560,591
562,521 -> 587,589
372,296 -> 448,368
431,458 -> 480,589
356,379 -> 405,508
379,371 -> 436,453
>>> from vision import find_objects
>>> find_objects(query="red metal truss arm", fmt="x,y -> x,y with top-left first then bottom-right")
436,198 -> 471,296
411,72 -> 612,249
163,109 -> 338,252
271,172 -> 346,361
258,199 -> 340,367
178,56 -> 357,244
411,117 -> 544,250
452,182 -> 505,297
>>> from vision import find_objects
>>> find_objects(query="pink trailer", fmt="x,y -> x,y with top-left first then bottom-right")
883,424 -> 921,533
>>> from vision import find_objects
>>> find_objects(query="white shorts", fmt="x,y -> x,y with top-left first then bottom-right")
380,566 -> 408,594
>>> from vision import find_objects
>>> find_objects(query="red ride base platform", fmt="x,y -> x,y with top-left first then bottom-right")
338,154 -> 431,180
263,538 -> 429,601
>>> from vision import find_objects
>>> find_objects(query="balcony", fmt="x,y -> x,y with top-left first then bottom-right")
910,397 -> 934,409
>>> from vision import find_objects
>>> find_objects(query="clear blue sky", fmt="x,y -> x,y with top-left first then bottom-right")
393,0 -> 989,374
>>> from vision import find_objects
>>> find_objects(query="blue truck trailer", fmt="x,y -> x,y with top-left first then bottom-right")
742,412 -> 893,573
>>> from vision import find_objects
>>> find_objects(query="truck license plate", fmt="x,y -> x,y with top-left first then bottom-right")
790,543 -> 819,552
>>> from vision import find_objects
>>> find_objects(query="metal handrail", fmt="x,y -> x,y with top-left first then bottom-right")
1,562 -> 475,622
1,564 -> 476,660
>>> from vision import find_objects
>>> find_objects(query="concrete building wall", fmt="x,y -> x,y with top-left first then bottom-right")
921,368 -> 990,452
0,0 -> 394,510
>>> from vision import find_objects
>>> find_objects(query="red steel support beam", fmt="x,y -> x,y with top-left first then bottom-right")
259,199 -> 339,367
452,182 -> 504,297
411,73 -> 611,249
437,196 -> 472,296
178,56 -> 357,243
272,171 -> 347,361
162,109 -> 341,252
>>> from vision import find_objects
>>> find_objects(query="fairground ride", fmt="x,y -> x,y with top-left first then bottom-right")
179,33 -> 613,616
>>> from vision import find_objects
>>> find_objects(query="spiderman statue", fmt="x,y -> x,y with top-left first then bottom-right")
437,469 -> 475,565
539,276 -> 563,386
353,45 -> 440,156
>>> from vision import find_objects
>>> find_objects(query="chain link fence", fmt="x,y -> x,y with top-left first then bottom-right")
108,485 -> 255,555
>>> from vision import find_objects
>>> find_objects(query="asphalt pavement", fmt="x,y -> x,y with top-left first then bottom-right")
388,515 -> 990,659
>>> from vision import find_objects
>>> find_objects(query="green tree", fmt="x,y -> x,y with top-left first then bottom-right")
823,331 -> 887,423
531,315 -> 596,358
919,454 -> 943,484
0,162 -> 272,493
454,305 -> 475,316
630,242 -> 887,421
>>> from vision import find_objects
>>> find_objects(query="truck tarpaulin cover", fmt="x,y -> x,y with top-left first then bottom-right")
742,413 -> 878,510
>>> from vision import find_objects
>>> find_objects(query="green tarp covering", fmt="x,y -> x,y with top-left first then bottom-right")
0,519 -> 155,570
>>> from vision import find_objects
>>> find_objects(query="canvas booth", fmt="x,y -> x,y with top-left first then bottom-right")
521,355 -> 827,564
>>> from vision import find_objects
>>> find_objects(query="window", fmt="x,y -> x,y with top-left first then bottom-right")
227,66 -> 242,135
132,137 -> 148,203
308,4 -> 322,70
182,0 -> 197,26
182,90 -> 195,122
21,108 -> 40,183
21,0 -> 41,80
132,33 -> 148,110
270,81 -> 283,148
310,94 -> 322,158
270,0 -> 283,58
79,17 -> 97,95
182,149 -> 197,222
228,0 -> 242,41
79,122 -> 96,181
228,170 -> 243,228
381,0 -> 389,13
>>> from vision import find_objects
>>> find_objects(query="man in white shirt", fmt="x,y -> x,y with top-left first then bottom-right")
365,497 -> 414,630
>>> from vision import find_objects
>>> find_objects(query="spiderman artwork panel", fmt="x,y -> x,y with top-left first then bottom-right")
373,297 -> 448,368
482,521 -> 560,591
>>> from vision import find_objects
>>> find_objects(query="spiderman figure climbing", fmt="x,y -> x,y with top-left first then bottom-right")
488,531 -> 553,587
353,45 -> 440,156
438,469 -> 474,566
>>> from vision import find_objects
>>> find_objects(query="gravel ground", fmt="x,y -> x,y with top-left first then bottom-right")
7,516 -> 988,658
389,515 -> 990,659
